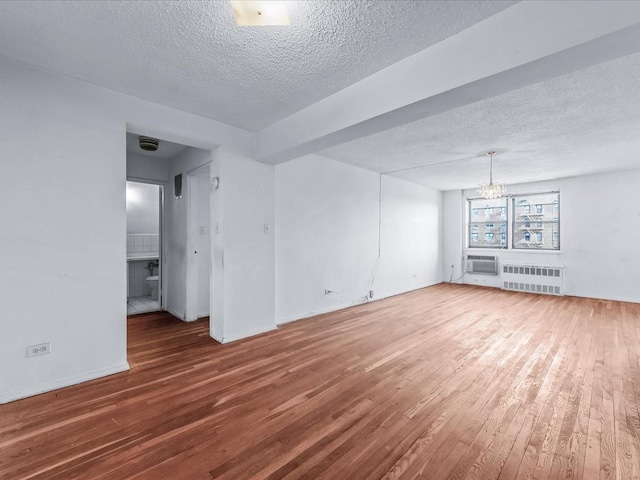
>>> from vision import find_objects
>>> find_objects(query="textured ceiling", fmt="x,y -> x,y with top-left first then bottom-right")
319,51 -> 640,191
0,0 -> 515,131
126,133 -> 188,159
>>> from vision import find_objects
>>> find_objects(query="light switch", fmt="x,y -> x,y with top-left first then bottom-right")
199,226 -> 206,235
264,224 -> 271,234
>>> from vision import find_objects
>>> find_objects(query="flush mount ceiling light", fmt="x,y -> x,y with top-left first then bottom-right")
139,136 -> 159,152
230,1 -> 291,26
478,151 -> 507,199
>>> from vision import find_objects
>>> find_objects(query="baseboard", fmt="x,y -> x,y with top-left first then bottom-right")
221,324 -> 277,344
210,333 -> 224,344
0,361 -> 130,405
277,283 -> 440,326
277,298 -> 368,326
376,283 -> 436,300
167,308 -> 186,321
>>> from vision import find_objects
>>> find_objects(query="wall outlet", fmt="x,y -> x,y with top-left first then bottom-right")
27,342 -> 51,357
369,290 -> 374,298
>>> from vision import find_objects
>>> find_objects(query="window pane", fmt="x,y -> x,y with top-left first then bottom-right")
512,192 -> 560,250
468,197 -> 507,248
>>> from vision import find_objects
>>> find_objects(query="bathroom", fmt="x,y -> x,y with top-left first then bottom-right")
126,181 -> 162,314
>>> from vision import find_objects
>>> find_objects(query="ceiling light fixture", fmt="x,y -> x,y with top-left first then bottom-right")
139,136 -> 159,152
230,1 -> 291,26
478,151 -> 506,199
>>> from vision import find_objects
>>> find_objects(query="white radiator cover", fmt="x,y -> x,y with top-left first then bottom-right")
501,264 -> 564,296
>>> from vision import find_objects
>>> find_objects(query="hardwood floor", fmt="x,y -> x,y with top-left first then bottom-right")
3,284 -> 640,479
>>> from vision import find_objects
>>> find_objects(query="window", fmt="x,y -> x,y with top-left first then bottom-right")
468,197 -> 507,248
468,192 -> 560,250
512,192 -> 560,250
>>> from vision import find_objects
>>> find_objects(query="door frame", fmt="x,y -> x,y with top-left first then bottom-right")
185,163 -> 212,322
125,177 -> 166,312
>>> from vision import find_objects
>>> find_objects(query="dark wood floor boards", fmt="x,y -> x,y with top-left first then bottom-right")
3,284 -> 640,479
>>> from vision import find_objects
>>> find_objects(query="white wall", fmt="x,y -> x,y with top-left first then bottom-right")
275,154 -> 442,324
220,151 -> 276,342
0,56 -> 259,403
162,147 -> 276,342
194,168 -> 211,318
442,168 -> 640,303
377,175 -> 442,298
126,152 -> 169,183
0,82 -> 128,403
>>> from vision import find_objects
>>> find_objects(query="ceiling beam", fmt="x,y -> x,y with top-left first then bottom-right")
256,1 -> 640,165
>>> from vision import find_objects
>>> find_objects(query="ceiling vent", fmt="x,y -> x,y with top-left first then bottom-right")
139,136 -> 159,152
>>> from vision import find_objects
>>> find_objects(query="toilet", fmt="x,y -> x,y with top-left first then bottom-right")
146,275 -> 159,301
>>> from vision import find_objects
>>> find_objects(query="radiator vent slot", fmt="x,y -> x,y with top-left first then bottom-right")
501,264 -> 564,296
466,255 -> 498,275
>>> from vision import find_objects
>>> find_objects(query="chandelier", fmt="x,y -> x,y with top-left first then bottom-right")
478,151 -> 506,199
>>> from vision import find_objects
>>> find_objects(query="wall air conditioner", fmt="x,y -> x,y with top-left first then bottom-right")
466,255 -> 498,275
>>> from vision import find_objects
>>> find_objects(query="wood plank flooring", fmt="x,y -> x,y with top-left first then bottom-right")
3,284 -> 640,479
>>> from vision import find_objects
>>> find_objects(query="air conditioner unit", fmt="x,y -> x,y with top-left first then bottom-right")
466,255 -> 498,275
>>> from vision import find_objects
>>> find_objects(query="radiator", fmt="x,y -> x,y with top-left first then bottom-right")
501,264 -> 564,296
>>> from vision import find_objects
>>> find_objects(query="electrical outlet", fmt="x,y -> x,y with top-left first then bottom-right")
27,342 -> 51,357
369,290 -> 374,299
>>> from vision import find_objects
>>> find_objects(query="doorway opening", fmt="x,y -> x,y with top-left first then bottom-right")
126,181 -> 163,314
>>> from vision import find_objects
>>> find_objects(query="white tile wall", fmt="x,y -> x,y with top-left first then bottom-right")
126,234 -> 159,256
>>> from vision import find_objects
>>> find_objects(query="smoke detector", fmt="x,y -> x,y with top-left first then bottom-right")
139,136 -> 159,152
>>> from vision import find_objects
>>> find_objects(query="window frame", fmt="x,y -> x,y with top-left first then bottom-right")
511,192 -> 560,251
467,197 -> 508,249
466,190 -> 560,251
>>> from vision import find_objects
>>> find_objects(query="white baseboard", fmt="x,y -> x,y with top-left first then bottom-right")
0,362 -> 130,405
221,324 -> 277,344
277,299 -> 366,326
276,283 -> 439,326
167,308 -> 186,321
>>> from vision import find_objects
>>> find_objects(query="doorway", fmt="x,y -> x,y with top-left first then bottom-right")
126,181 -> 163,315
